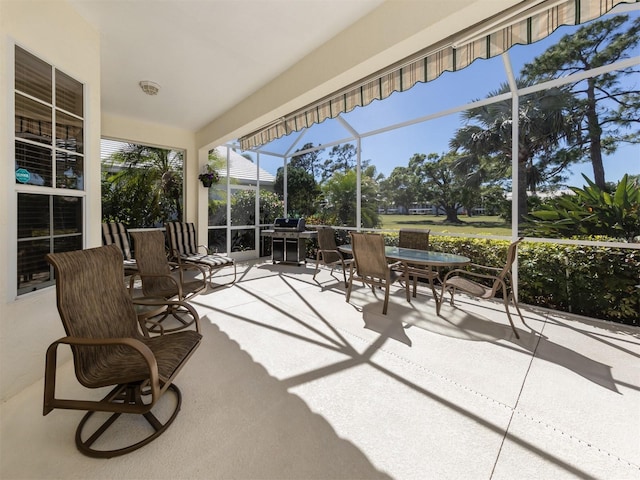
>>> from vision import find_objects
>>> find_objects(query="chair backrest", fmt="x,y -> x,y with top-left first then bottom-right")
491,237 -> 524,291
317,227 -> 341,263
46,245 -> 141,384
350,232 -> 389,279
101,222 -> 133,260
399,228 -> 430,251
317,227 -> 338,250
166,222 -> 199,256
130,230 -> 174,296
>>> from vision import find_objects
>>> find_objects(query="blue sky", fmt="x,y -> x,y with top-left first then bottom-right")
253,9 -> 639,189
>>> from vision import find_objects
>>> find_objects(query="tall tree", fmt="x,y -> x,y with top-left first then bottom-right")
290,143 -> 324,180
521,14 -> 640,189
413,152 -> 479,223
321,144 -> 371,182
380,161 -> 423,213
450,80 -> 578,222
274,165 -> 319,217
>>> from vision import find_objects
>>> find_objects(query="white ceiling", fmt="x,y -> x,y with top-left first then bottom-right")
67,0 -> 385,133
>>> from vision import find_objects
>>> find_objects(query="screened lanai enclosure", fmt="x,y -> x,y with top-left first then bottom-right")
203,1 -> 639,325
96,1 -> 639,324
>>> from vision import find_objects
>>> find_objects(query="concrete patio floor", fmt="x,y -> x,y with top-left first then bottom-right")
1,259 -> 639,479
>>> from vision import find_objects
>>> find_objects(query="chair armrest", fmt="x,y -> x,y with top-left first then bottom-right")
173,262 -> 208,294
44,336 -> 161,415
127,271 -> 182,296
467,263 -> 502,273
130,270 -> 186,299
171,261 -> 208,276
442,268 -> 500,284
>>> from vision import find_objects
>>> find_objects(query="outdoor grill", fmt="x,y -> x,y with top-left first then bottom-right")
273,217 -> 307,232
262,218 -> 317,265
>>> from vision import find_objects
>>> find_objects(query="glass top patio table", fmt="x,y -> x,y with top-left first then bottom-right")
338,245 -> 471,267
338,245 -> 470,308
384,247 -> 470,267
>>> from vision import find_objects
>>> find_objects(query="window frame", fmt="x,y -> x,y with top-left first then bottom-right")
14,44 -> 86,297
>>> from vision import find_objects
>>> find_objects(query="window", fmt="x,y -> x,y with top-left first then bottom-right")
100,139 -> 184,228
15,46 -> 84,295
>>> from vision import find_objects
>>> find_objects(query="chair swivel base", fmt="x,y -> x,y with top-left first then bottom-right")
75,383 -> 182,458
143,305 -> 198,335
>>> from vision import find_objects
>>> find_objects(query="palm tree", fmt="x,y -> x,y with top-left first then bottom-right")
102,144 -> 184,227
321,169 -> 380,228
450,79 -> 578,222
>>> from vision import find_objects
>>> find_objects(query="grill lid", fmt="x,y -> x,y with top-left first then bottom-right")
274,218 -> 306,231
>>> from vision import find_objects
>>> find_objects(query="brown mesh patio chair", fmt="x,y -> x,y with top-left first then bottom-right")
397,228 -> 440,299
129,230 -> 207,333
165,222 -> 236,288
346,232 -> 408,315
440,237 -> 525,338
130,230 -> 207,300
101,222 -> 137,275
44,244 -> 202,458
313,226 -> 352,287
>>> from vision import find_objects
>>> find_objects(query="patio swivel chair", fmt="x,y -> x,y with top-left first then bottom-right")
165,222 -> 236,288
129,230 -> 207,333
398,228 -> 440,299
101,222 -> 137,276
346,232 -> 408,315
439,237 -> 525,338
44,244 -> 202,458
313,226 -> 352,287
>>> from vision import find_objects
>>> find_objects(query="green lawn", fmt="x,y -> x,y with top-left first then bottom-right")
379,214 -> 511,236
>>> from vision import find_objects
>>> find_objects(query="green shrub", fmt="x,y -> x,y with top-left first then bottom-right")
526,174 -> 640,242
428,237 -> 639,326
305,230 -> 638,325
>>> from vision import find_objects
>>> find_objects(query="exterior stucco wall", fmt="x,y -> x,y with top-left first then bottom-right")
0,0 -> 101,402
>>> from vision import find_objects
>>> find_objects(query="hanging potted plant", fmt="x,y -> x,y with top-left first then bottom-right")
198,164 -> 219,188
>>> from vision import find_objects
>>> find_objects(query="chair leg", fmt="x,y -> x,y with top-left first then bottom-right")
340,260 -> 348,287
313,253 -> 321,279
436,284 -> 454,316
428,275 -> 439,303
382,286 -> 390,315
405,276 -> 410,303
436,284 -> 445,315
503,296 -> 520,339
510,292 -> 526,322
208,262 -> 237,288
400,267 -> 410,303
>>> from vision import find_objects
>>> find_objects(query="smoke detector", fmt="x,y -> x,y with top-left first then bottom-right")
139,80 -> 160,96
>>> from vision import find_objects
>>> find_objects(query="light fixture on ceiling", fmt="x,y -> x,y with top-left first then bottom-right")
139,80 -> 160,96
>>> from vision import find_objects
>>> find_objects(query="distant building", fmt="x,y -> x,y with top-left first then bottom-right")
505,189 -> 574,201
213,146 -> 276,190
